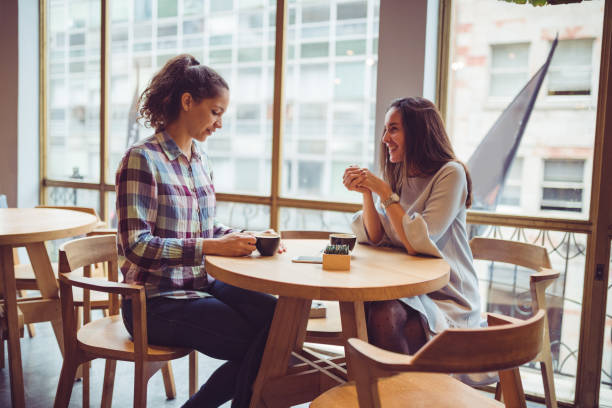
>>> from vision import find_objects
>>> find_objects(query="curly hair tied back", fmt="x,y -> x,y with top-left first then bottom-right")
138,54 -> 229,131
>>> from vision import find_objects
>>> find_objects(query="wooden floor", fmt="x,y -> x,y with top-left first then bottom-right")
0,318 -> 231,408
0,317 -> 544,407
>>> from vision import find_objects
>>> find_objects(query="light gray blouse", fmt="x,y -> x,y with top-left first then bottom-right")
351,161 -> 482,336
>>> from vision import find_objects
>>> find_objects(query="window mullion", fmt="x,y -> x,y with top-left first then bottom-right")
270,0 -> 287,230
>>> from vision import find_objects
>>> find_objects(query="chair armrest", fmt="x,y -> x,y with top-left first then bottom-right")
531,267 -> 560,284
59,271 -> 142,297
348,338 -> 414,372
487,312 -> 524,327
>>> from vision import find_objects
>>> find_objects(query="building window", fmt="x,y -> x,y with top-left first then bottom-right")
489,42 -> 530,98
499,157 -> 523,207
540,159 -> 585,212
547,39 -> 593,96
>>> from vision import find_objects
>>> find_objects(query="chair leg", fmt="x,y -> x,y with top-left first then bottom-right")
495,381 -> 503,401
101,359 -> 117,408
83,361 -> 90,408
540,360 -> 558,408
73,307 -> 85,380
499,367 -> 527,408
134,361 -> 149,408
189,351 -> 198,397
17,290 -> 36,338
54,357 -> 85,408
161,361 -> 177,399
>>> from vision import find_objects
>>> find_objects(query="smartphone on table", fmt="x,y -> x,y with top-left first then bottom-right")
291,255 -> 322,264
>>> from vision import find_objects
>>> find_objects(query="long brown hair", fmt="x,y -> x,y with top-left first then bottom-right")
138,54 -> 229,132
379,97 -> 473,208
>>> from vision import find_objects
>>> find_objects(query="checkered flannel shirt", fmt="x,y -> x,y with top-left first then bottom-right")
115,131 -> 237,299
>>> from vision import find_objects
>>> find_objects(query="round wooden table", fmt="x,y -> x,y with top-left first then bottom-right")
0,208 -> 98,408
206,239 -> 449,408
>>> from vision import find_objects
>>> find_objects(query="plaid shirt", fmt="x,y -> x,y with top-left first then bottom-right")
115,131 -> 236,299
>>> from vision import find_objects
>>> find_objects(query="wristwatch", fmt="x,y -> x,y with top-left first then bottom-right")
382,192 -> 400,209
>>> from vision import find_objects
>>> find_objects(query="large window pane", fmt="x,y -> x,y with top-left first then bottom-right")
215,202 -> 270,231
46,0 -> 101,182
446,0 -> 604,220
108,0 -> 276,196
283,0 -> 379,203
279,207 -> 354,233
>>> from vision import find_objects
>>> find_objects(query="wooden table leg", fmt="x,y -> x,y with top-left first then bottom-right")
339,301 -> 368,381
339,301 -> 367,341
25,242 -> 64,354
1,245 -> 26,408
249,296 -> 311,408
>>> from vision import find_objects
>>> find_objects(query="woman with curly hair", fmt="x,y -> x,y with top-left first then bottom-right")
115,54 -> 277,408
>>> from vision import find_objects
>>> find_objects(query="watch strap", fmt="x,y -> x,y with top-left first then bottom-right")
382,192 -> 400,209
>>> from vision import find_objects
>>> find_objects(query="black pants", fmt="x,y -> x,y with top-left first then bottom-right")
122,280 -> 277,408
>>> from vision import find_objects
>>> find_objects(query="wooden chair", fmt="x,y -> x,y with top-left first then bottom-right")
280,231 -> 344,346
54,235 -> 197,408
311,309 -> 546,408
470,237 -> 559,408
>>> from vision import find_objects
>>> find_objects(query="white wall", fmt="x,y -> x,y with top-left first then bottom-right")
18,0 -> 40,208
0,0 -> 39,208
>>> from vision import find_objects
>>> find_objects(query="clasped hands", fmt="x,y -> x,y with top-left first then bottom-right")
343,165 -> 392,199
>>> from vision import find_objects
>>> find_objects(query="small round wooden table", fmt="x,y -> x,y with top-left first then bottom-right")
205,239 -> 450,408
0,208 -> 98,408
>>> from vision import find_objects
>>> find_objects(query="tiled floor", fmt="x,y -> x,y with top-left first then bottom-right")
1,319 -> 544,407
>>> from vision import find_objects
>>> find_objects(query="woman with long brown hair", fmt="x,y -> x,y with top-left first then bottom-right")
343,97 -> 481,354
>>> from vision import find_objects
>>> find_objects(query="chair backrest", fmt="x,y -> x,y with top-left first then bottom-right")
408,309 -> 545,373
281,230 -> 342,239
58,234 -> 119,315
469,237 -> 551,270
469,236 -> 559,346
59,234 -> 117,273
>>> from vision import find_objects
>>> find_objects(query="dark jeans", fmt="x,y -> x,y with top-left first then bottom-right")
121,279 -> 277,408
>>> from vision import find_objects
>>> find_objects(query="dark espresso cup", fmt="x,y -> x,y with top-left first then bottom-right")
255,233 -> 281,256
329,233 -> 357,252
